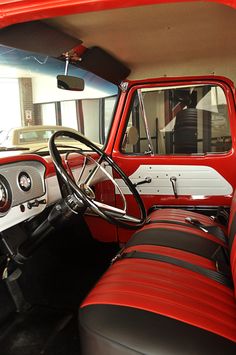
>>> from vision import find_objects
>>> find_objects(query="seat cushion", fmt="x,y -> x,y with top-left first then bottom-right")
80,243 -> 236,354
80,306 -> 236,355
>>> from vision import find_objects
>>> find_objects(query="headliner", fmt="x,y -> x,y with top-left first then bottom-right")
47,2 -> 236,83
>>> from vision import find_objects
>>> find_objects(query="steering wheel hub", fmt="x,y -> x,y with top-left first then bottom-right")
79,183 -> 95,199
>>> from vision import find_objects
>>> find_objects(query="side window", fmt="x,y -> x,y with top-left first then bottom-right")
122,85 -> 232,155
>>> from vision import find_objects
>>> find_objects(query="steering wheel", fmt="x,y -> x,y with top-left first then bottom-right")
49,130 -> 146,229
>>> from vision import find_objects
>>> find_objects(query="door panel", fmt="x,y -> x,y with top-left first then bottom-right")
109,78 -> 236,242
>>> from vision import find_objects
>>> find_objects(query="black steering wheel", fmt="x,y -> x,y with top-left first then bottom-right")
49,130 -> 146,229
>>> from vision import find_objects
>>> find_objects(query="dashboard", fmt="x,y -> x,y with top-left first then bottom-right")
0,150 -> 117,263
0,152 -> 105,234
0,158 -> 48,232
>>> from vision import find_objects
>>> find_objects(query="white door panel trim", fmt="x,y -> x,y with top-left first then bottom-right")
115,165 -> 232,196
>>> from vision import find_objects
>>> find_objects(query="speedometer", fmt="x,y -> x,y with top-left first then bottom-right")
0,175 -> 12,216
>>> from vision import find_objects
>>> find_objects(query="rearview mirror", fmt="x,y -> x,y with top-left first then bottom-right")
57,74 -> 84,91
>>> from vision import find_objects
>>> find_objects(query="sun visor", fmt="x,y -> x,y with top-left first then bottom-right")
78,47 -> 131,84
0,21 -> 82,57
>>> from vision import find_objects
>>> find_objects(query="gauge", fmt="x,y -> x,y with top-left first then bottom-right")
18,172 -> 31,192
0,175 -> 12,215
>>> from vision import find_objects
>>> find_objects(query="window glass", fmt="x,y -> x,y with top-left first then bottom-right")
61,101 -> 78,130
42,103 -> 56,125
122,85 -> 231,155
0,78 -> 21,129
82,99 -> 100,143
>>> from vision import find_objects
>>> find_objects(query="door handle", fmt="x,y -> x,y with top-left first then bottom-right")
170,176 -> 178,198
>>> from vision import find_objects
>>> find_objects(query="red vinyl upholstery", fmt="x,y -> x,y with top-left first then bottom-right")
147,208 -> 227,245
229,192 -> 236,298
79,195 -> 236,354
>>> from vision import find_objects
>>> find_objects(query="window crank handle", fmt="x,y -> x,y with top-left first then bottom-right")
134,177 -> 152,187
170,176 -> 178,198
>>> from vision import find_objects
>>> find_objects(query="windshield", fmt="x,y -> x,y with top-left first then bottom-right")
0,45 -> 118,153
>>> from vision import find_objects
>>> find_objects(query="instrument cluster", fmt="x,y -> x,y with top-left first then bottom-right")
0,160 -> 47,231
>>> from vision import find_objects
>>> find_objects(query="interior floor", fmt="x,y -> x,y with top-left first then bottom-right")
0,306 -> 80,355
0,215 -> 119,355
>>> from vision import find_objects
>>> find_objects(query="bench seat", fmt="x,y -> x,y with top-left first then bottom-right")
79,195 -> 236,354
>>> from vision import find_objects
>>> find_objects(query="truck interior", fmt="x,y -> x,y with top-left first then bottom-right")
0,1 -> 235,354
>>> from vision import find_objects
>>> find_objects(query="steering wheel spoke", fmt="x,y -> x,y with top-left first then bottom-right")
88,200 -> 142,224
93,200 -> 126,216
77,154 -> 90,184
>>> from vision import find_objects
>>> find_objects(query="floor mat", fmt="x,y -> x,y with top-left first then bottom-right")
0,306 -> 80,355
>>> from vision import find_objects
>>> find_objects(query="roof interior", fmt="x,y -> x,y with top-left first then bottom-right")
47,2 -> 236,83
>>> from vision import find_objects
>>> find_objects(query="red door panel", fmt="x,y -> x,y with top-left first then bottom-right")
107,76 -> 236,242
